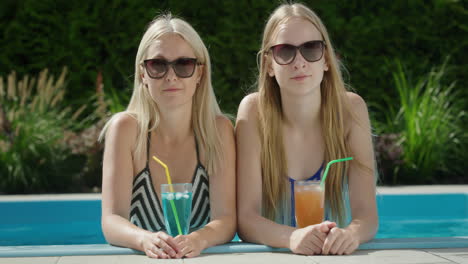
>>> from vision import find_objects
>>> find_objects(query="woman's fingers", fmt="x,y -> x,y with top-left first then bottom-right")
294,243 -> 315,256
308,226 -> 328,245
145,248 -> 159,259
318,221 -> 336,233
337,239 -> 352,255
177,246 -> 192,258
295,225 -> 328,255
305,240 -> 323,255
148,245 -> 168,259
185,250 -> 199,258
344,239 -> 359,255
316,229 -> 328,243
153,237 -> 176,257
308,232 -> 325,251
322,228 -> 339,255
328,235 -> 345,255
158,232 -> 180,253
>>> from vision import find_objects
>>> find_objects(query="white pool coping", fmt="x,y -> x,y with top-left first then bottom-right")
377,185 -> 468,194
1,185 -> 466,201
1,238 -> 468,258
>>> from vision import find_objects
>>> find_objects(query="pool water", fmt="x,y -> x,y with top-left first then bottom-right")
0,193 -> 467,246
377,218 -> 468,238
0,200 -> 103,246
375,193 -> 468,239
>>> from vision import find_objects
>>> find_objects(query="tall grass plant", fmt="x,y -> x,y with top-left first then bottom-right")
375,59 -> 466,184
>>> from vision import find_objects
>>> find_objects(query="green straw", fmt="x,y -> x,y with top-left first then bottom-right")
320,157 -> 353,189
152,156 -> 183,236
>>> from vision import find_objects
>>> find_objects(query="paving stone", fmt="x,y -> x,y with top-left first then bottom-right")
309,249 -> 452,264
0,257 -> 59,264
184,252 -> 316,264
0,249 -> 463,264
425,248 -> 468,264
57,255 -> 119,264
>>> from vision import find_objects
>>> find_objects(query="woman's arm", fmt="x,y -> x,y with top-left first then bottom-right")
322,93 -> 378,255
175,115 -> 237,258
236,94 -> 294,247
101,113 -> 179,258
236,94 -> 332,255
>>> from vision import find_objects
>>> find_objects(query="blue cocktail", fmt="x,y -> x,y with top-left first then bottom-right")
161,183 -> 192,236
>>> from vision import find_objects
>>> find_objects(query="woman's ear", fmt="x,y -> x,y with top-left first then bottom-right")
323,57 -> 329,71
140,66 -> 148,86
266,55 -> 275,77
141,74 -> 148,87
196,65 -> 204,84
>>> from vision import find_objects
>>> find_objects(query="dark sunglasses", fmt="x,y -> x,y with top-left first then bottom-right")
143,58 -> 201,79
269,40 -> 326,65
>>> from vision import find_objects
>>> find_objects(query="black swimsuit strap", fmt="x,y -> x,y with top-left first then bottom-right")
194,134 -> 201,165
145,132 -> 151,168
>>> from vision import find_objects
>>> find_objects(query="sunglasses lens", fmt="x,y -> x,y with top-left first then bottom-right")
300,41 -> 324,62
272,44 -> 296,65
173,58 -> 197,78
145,59 -> 167,78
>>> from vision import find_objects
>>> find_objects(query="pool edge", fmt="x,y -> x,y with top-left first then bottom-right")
1,237 -> 467,257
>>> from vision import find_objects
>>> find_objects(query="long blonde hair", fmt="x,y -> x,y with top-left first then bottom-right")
99,14 -> 223,175
257,3 -> 358,226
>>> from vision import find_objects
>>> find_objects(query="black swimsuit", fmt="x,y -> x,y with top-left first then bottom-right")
129,133 -> 210,232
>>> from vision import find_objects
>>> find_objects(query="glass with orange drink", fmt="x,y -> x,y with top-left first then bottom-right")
294,180 -> 324,227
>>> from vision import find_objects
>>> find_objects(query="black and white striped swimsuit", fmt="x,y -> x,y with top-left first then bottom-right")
129,133 -> 210,233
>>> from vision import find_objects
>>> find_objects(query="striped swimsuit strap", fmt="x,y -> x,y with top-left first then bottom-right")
129,132 -> 210,232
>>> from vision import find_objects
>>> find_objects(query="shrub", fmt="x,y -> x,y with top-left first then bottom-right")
374,59 -> 466,184
0,68 -> 86,193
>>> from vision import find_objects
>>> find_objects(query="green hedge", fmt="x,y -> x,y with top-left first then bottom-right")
1,0 -> 466,115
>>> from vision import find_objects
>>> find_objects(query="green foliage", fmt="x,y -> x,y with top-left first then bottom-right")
105,85 -> 128,114
0,68 -> 86,193
1,0 -> 466,115
374,59 -> 466,184
0,0 -> 151,112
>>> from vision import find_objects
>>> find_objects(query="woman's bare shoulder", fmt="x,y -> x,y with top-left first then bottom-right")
346,92 -> 367,109
237,92 -> 259,121
344,92 -> 371,134
106,112 -> 139,146
216,115 -> 234,136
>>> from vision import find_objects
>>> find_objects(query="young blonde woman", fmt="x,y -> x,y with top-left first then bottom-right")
236,3 -> 378,255
99,14 -> 236,259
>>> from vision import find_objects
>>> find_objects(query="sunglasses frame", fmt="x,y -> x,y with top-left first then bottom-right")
143,57 -> 202,79
269,40 -> 326,65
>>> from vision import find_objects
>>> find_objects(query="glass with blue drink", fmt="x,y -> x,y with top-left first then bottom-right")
161,183 -> 192,236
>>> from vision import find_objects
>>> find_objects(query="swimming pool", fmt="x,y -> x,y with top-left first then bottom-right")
0,192 -> 467,256
377,193 -> 468,239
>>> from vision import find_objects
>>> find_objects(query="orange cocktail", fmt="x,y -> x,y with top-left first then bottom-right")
294,181 -> 324,227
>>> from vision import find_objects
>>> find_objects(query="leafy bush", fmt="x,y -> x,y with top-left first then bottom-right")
0,68 -> 87,193
374,59 -> 466,184
0,65 -> 132,193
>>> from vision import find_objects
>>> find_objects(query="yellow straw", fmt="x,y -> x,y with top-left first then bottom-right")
152,156 -> 182,236
152,156 -> 173,186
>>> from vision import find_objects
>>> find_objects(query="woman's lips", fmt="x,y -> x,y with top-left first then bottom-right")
291,75 -> 310,81
162,88 -> 181,92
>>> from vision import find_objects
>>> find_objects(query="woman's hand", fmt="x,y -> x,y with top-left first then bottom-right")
140,231 -> 180,259
322,227 -> 359,255
174,234 -> 206,258
289,221 -> 336,255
